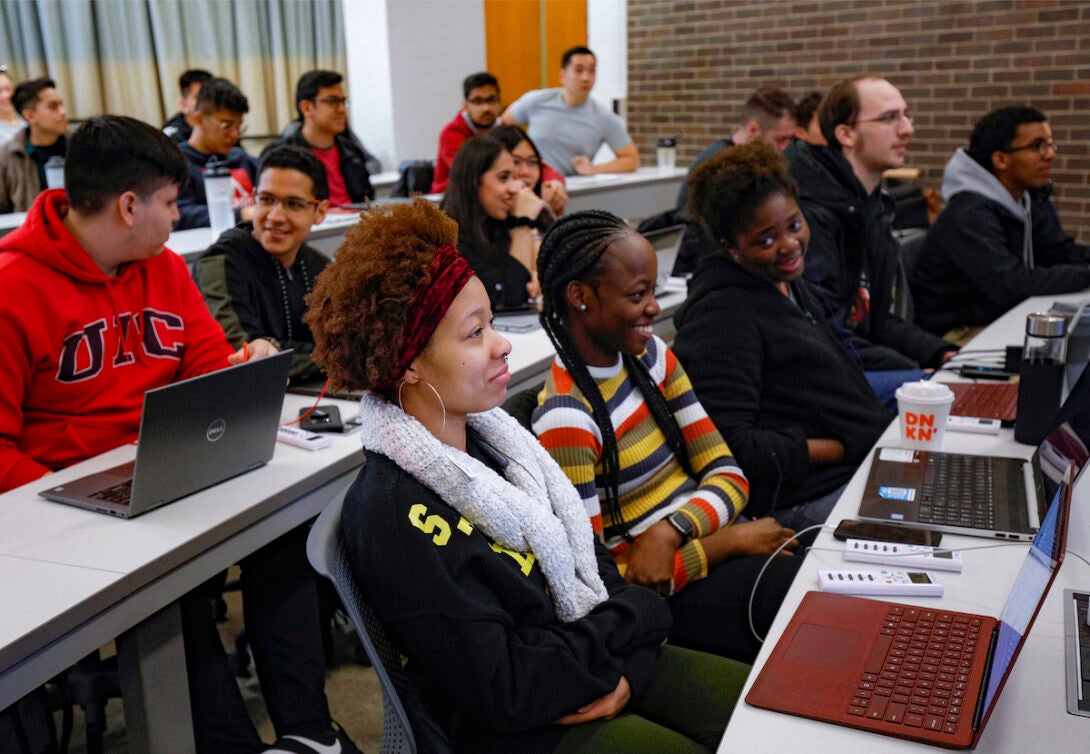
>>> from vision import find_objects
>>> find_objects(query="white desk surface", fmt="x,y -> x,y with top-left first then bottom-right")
717,291 -> 1090,752
164,167 -> 688,264
0,211 -> 27,233
503,287 -> 686,394
0,393 -> 365,711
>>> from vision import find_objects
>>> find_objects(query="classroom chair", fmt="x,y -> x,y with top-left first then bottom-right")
306,495 -> 452,754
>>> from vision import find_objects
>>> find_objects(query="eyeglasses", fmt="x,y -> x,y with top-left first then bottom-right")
467,95 -> 500,106
512,156 -> 540,170
1002,138 -> 1058,157
202,113 -> 246,135
255,193 -> 320,214
314,96 -> 348,108
856,110 -> 913,128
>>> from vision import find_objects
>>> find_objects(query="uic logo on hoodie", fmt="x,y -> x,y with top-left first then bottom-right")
56,309 -> 185,383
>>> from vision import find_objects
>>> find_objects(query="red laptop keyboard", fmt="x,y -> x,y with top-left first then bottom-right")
849,604 -> 982,735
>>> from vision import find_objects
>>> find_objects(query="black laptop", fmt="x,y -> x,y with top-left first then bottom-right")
858,364 -> 1090,541
40,351 -> 291,518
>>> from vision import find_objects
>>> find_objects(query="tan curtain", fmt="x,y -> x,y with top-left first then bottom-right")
0,0 -> 345,139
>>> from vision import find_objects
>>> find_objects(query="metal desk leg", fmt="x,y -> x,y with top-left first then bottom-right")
115,601 -> 195,754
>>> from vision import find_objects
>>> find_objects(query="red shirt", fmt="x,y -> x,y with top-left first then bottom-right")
311,143 -> 351,207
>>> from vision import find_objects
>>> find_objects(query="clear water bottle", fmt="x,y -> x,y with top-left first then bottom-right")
204,159 -> 234,234
44,156 -> 65,189
1014,312 -> 1067,445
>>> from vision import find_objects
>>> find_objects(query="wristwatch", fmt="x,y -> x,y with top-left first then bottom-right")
505,215 -> 536,229
665,511 -> 695,545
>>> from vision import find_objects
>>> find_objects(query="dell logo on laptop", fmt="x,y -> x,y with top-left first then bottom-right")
207,419 -> 227,442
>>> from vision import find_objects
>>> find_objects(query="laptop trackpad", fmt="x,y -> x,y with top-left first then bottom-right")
783,623 -> 859,669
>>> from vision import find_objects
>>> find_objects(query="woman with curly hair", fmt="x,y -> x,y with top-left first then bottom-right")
441,135 -> 548,310
304,198 -> 750,753
673,141 -> 889,533
532,208 -> 801,663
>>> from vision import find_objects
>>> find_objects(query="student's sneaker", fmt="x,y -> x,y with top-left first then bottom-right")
264,725 -> 363,754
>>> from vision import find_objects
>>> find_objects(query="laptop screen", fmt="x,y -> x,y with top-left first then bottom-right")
982,472 -> 1070,716
1038,359 -> 1090,501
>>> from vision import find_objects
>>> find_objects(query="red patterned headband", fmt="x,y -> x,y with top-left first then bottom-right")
379,243 -> 474,389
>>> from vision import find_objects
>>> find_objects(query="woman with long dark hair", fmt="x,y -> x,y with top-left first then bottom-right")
491,123 -> 568,216
441,135 -> 548,309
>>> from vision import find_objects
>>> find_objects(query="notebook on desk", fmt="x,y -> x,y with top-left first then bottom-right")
747,462 -> 1075,749
858,363 -> 1090,541
40,351 -> 292,518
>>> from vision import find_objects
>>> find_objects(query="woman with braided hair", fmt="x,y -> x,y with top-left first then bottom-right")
306,198 -> 751,753
532,209 -> 802,663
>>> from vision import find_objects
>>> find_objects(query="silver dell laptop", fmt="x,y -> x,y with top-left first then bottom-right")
40,351 -> 292,518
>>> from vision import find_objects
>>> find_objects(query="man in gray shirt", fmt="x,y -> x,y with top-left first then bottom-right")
502,45 -> 639,176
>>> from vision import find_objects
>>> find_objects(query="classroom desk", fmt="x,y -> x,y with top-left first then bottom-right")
565,165 -> 686,219
162,167 -> 688,266
502,286 -> 687,395
0,394 -> 366,753
0,211 -> 26,234
717,291 -> 1090,753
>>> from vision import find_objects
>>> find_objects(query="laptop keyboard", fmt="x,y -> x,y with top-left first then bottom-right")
848,605 -> 981,734
951,383 -> 1018,421
918,454 -> 996,529
89,479 -> 133,505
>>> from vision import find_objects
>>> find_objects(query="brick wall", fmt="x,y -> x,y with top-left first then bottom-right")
627,0 -> 1090,240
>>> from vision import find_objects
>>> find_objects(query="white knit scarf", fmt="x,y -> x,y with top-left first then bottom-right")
356,392 -> 609,621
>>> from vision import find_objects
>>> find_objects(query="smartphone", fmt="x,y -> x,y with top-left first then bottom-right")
299,404 -> 344,433
833,519 -> 942,547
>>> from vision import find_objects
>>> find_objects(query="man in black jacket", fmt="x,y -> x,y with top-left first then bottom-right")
911,106 -> 1090,339
786,75 -> 956,404
277,70 -> 374,207
195,145 -> 331,381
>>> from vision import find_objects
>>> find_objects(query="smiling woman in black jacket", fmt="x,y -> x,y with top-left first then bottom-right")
674,142 -> 890,532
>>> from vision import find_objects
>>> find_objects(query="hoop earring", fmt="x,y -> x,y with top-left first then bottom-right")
397,379 -> 447,433
423,380 -> 447,433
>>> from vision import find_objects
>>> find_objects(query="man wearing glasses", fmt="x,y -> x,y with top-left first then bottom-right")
176,77 -> 259,230
277,69 -> 375,207
430,71 -> 505,193
195,146 -> 330,381
912,106 -> 1090,339
787,75 -> 956,409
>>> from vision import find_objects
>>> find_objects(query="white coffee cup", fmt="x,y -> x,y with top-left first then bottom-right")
894,380 -> 954,450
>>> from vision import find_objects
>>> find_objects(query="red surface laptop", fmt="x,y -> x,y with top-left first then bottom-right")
746,463 -> 1073,749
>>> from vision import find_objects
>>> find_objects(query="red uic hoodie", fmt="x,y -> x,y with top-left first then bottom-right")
0,189 -> 233,492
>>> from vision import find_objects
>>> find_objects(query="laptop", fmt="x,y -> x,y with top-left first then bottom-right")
948,382 -> 1018,424
857,363 -> 1090,541
640,224 -> 686,291
287,375 -> 365,402
746,461 -> 1075,749
40,351 -> 292,518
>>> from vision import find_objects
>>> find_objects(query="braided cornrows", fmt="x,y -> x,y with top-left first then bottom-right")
538,210 -> 694,535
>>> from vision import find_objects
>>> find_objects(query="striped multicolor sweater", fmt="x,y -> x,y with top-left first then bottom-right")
532,335 -> 749,592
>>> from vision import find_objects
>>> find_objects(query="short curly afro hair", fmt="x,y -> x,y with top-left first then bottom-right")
686,140 -> 798,251
304,198 -> 459,395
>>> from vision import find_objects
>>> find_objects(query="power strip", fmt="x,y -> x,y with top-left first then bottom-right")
277,425 -> 332,451
844,538 -> 963,572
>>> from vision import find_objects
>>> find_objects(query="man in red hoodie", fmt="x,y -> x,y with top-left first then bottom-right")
0,117 -> 357,754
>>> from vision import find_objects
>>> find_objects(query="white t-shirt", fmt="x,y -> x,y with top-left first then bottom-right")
507,89 -> 632,176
